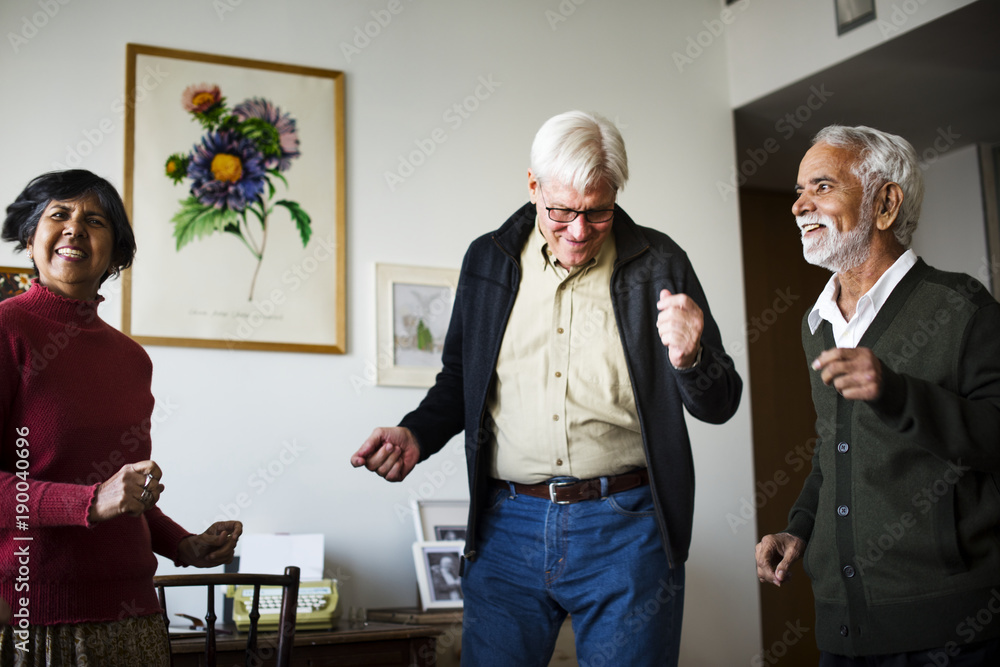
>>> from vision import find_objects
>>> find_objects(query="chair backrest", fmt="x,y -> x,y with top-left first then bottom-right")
153,565 -> 300,667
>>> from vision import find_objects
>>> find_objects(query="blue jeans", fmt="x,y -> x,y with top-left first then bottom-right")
460,480 -> 684,667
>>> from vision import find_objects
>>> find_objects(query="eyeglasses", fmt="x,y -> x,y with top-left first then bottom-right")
539,186 -> 615,224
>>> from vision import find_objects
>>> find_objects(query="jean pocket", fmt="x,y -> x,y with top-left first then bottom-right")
607,485 -> 656,517
483,485 -> 509,513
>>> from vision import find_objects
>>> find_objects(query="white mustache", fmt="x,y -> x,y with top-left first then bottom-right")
796,213 -> 833,235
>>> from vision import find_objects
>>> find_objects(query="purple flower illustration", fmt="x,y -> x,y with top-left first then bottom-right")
232,97 -> 301,172
188,130 -> 267,211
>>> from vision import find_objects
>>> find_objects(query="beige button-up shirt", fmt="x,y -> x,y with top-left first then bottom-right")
486,221 -> 645,484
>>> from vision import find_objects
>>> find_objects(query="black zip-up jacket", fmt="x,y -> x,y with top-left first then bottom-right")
400,202 -> 742,568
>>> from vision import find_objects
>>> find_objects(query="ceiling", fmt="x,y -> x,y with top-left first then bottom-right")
733,0 -> 1000,192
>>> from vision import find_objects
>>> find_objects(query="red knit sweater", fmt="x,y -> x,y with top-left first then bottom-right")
0,282 -> 191,625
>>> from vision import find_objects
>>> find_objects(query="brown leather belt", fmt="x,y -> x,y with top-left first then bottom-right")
494,469 -> 649,505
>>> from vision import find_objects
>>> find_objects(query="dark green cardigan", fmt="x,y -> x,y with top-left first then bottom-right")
787,259 -> 1000,656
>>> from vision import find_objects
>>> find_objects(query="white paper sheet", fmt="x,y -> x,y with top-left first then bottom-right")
238,533 -> 325,581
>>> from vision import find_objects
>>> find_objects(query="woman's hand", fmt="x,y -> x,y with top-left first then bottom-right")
178,521 -> 243,568
88,461 -> 164,524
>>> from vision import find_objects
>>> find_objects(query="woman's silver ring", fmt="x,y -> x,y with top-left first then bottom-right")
140,488 -> 152,503
143,473 -> 154,489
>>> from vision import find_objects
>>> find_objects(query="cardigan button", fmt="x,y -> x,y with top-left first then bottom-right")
837,505 -> 850,517
842,565 -> 856,578
838,442 -> 849,453
840,625 -> 849,637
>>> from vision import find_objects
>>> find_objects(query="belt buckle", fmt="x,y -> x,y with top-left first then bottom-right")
548,480 -> 575,505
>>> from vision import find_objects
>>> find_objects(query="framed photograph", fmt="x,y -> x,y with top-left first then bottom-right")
376,263 -> 459,387
122,44 -> 346,353
835,0 -> 876,35
412,541 -> 464,610
411,499 -> 469,543
0,266 -> 32,303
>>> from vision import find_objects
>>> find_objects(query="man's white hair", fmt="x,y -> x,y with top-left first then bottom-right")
530,111 -> 629,194
813,125 -> 924,248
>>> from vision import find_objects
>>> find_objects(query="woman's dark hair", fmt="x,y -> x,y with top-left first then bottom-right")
1,170 -> 136,280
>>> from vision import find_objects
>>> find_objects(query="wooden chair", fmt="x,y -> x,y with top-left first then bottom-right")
153,565 -> 300,667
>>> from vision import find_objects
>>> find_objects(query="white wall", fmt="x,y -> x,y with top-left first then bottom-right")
0,0 -> 759,664
912,143 -> 991,286
725,0 -> 979,107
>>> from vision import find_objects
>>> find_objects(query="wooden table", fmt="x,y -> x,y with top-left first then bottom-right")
168,621 -> 442,667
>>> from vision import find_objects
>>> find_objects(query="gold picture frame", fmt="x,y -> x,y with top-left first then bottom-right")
122,44 -> 346,353
375,263 -> 459,387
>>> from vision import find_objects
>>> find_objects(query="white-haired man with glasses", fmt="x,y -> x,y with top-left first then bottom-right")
353,110 -> 742,666
756,125 -> 1000,666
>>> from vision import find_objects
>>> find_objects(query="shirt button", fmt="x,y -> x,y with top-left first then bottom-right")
840,625 -> 849,637
555,371 -> 562,378
557,327 -> 564,334
837,505 -> 849,517
556,459 -> 563,466
838,442 -> 849,453
842,565 -> 855,578
552,415 -> 559,421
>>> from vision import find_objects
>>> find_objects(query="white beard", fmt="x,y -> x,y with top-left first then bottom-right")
797,212 -> 873,273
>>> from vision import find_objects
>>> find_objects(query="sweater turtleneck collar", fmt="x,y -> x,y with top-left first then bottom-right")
22,279 -> 105,328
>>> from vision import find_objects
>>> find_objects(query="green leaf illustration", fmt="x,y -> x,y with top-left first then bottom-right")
417,318 -> 433,351
239,118 -> 281,157
274,199 -> 312,247
171,196 -> 240,251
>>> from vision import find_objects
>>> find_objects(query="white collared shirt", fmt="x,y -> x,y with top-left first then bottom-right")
807,249 -> 918,347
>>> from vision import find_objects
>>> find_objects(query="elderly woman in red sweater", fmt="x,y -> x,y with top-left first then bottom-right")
0,170 -> 242,666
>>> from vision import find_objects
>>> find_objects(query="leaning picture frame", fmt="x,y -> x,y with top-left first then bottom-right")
412,541 -> 465,610
122,43 -> 346,353
411,499 -> 469,543
376,263 -> 459,387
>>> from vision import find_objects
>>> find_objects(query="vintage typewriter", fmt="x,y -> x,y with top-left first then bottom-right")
229,578 -> 339,632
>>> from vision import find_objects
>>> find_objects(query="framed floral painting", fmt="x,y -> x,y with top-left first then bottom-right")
122,44 -> 346,353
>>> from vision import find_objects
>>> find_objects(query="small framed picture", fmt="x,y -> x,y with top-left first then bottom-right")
835,0 -> 876,35
413,541 -> 464,610
411,499 -> 469,543
0,266 -> 33,302
375,263 -> 459,387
